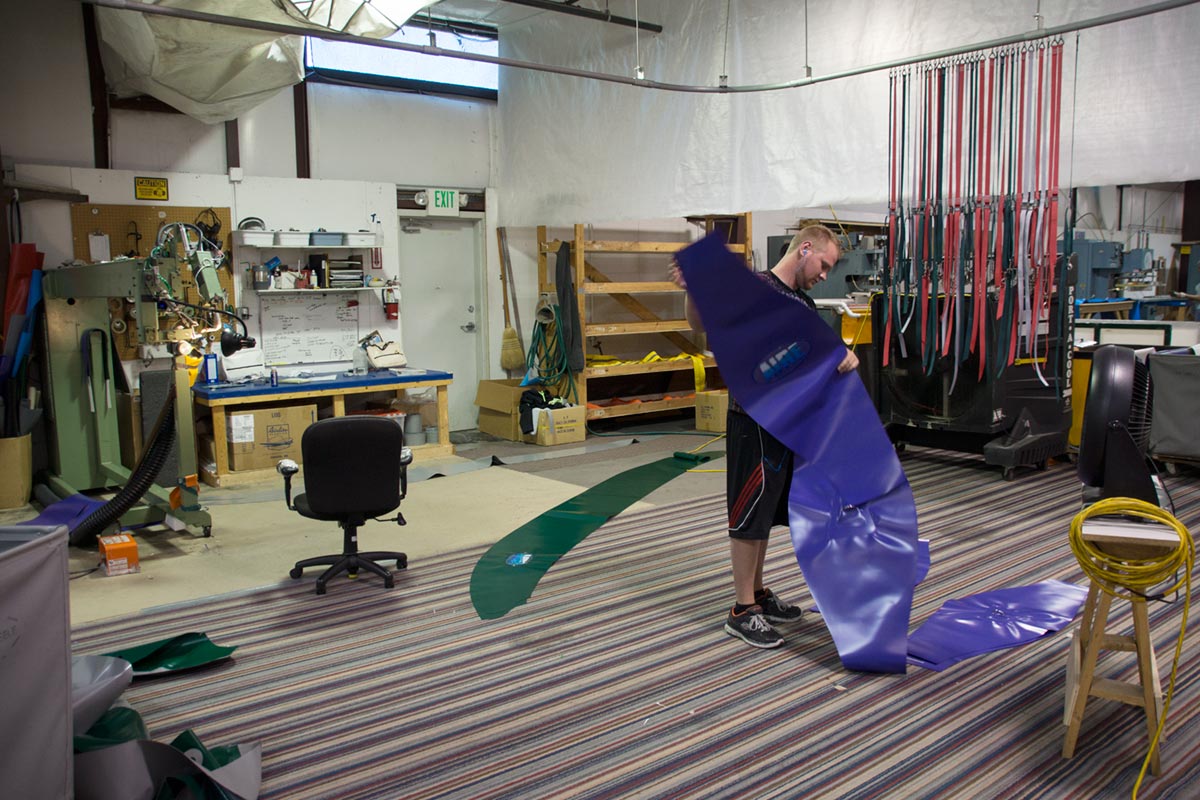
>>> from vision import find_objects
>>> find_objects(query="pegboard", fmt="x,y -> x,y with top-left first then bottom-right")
69,203 -> 238,360
70,203 -> 232,264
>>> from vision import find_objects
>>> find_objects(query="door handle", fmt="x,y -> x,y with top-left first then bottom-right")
460,321 -> 477,332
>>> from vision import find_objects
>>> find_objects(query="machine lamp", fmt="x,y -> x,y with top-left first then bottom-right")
220,330 -> 257,357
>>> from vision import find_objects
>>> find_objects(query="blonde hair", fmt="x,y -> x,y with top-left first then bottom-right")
784,223 -> 839,256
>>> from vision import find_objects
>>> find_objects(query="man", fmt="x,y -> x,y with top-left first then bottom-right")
1173,281 -> 1200,321
672,224 -> 860,649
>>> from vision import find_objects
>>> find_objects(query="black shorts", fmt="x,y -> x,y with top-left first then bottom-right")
726,408 -> 793,540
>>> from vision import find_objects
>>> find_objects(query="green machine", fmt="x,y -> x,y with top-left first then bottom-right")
39,247 -> 239,539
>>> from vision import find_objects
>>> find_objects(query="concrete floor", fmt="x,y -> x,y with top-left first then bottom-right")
0,420 -> 727,625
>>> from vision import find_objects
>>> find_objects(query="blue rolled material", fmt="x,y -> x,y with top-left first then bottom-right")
676,233 -> 918,673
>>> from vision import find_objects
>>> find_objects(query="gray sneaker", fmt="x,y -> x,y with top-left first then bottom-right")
724,605 -> 784,649
757,589 -> 804,624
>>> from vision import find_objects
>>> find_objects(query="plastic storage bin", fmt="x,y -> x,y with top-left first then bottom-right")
275,231 -> 309,246
310,232 -> 344,246
345,232 -> 378,246
234,230 -> 274,247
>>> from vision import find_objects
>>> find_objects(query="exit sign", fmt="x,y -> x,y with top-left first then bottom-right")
427,188 -> 460,217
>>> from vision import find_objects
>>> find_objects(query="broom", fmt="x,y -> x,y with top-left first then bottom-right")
497,227 -> 526,372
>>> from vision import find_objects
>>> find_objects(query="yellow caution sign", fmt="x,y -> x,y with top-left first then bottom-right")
134,176 -> 169,201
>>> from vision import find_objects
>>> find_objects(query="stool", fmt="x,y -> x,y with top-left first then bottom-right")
1062,518 -> 1179,774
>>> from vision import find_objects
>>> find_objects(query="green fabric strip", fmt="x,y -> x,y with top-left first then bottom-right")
104,632 -> 236,676
470,452 -> 714,620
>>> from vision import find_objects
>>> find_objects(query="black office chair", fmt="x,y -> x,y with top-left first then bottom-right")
277,415 -> 413,595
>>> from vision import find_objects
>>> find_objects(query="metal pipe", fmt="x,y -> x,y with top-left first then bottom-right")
80,0 -> 1200,95
502,0 -> 662,33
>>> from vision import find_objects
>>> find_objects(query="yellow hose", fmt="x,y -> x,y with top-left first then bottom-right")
1068,497 -> 1193,799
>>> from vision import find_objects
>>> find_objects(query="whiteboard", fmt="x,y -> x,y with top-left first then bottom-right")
258,293 -> 360,365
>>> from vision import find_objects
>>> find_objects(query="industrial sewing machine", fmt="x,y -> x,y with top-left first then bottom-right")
38,225 -> 254,539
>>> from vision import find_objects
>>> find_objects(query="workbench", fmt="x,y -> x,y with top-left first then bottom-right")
1075,299 -> 1134,319
192,369 -> 453,487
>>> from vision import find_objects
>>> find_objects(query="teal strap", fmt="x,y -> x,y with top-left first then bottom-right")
470,452 -> 714,619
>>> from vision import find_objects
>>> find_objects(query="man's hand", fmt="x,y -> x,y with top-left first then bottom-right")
837,349 -> 860,374
669,262 -> 687,289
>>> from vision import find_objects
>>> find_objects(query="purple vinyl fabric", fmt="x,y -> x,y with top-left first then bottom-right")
18,494 -> 107,532
676,234 -> 919,673
907,580 -> 1090,671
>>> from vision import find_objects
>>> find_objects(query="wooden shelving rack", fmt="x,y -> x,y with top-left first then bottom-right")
536,215 -> 752,421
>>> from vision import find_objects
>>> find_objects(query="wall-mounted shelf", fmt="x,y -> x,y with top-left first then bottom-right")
237,244 -> 375,251
257,287 -> 381,294
233,231 -> 380,248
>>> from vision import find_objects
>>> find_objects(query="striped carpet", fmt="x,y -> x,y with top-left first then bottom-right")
72,451 -> 1200,799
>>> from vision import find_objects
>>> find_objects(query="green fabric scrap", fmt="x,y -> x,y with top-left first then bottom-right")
154,777 -> 236,800
170,729 -> 243,772
104,632 -> 236,676
470,452 -> 714,619
75,706 -> 150,752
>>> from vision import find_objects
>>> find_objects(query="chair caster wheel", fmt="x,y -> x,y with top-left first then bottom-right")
289,567 -> 303,579
396,557 -> 407,569
384,575 -> 394,588
315,584 -> 327,595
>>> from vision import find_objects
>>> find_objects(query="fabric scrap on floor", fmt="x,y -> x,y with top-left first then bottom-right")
18,493 -> 107,532
906,579 -> 1090,671
104,632 -> 236,676
470,451 -> 714,619
75,706 -> 261,800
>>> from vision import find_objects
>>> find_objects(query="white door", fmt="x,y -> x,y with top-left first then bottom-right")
396,214 -> 486,431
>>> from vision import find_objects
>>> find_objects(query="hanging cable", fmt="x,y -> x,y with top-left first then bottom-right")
884,35 -> 1064,411
804,0 -> 811,76
719,0 -> 731,86
633,0 -> 643,80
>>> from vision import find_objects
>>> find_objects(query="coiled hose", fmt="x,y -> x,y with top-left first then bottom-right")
1069,497 -> 1194,799
526,299 -> 576,403
69,382 -> 179,546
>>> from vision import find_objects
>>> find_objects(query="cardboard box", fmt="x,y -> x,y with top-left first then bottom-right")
525,405 -> 586,446
99,533 -> 140,576
226,404 -> 317,471
474,379 -> 527,441
695,390 -> 729,433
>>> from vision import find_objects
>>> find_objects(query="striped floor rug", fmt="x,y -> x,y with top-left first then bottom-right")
73,451 -> 1200,799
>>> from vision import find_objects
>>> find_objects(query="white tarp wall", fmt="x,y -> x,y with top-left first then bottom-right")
496,0 -> 1200,227
94,0 -> 406,124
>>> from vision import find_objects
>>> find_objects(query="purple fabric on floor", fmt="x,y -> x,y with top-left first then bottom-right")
18,494 -> 107,532
907,580 -> 1089,671
676,233 -> 919,673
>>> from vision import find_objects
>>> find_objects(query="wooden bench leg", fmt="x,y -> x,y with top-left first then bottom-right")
1062,585 -> 1163,775
1063,589 -> 1112,758
1132,600 -> 1162,775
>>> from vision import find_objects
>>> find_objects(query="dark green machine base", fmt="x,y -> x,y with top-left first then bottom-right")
44,466 -> 212,537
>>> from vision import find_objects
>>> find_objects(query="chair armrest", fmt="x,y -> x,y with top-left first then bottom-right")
399,446 -> 412,500
277,458 -> 300,509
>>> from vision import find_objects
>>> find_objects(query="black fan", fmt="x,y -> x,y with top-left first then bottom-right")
1077,344 -> 1157,505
